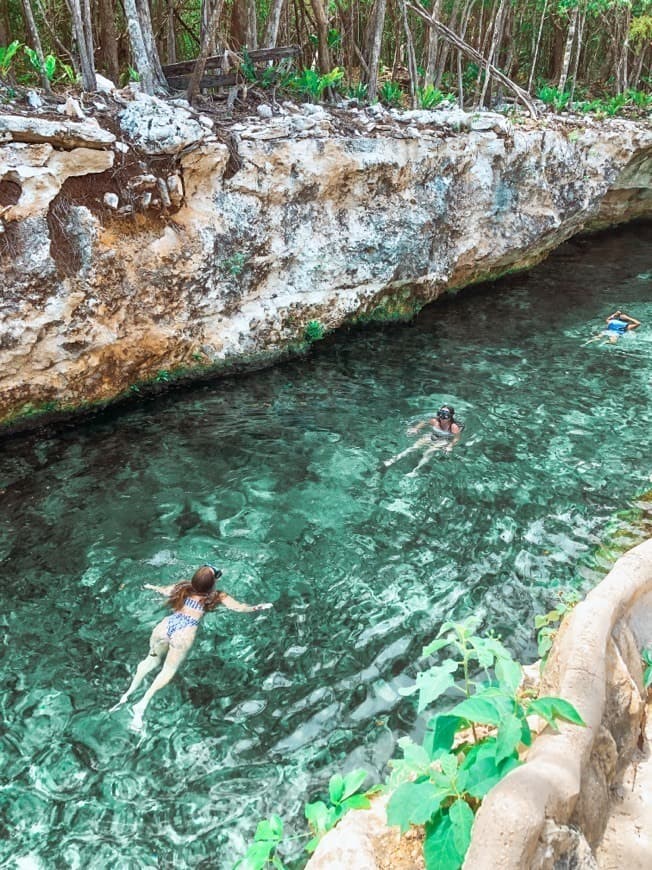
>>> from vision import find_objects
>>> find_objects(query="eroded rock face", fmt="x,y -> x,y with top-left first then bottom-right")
1,98 -> 651,428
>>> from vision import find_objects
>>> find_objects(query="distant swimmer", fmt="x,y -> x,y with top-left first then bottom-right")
111,564 -> 272,730
585,309 -> 641,345
383,405 -> 463,476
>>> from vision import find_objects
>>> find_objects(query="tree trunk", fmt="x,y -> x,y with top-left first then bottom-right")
21,0 -> 53,92
365,0 -> 387,101
262,0 -> 285,47
229,0 -> 256,48
97,0 -> 119,81
136,0 -> 167,86
167,0 -> 176,63
423,0 -> 441,86
399,0 -> 417,105
123,0 -> 162,93
558,3 -> 578,93
0,0 -> 10,44
568,5 -> 585,102
479,0 -> 506,108
310,0 -> 331,74
65,0 -> 96,90
186,0 -> 225,103
527,0 -> 549,93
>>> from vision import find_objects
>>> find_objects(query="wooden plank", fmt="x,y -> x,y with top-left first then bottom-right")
167,72 -> 237,89
162,44 -> 300,76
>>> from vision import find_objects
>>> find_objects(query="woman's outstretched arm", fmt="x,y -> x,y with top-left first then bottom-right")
144,583 -> 176,596
221,593 -> 273,613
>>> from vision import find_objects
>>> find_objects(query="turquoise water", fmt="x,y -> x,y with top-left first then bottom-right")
0,224 -> 651,867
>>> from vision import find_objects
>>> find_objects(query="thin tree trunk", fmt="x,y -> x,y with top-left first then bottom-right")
310,0 -> 330,74
527,0 -> 549,93
399,0 -> 417,105
167,0 -> 176,63
123,0 -> 157,93
366,0 -> 387,101
479,0 -> 506,109
136,0 -> 167,86
186,0 -> 225,103
262,0 -> 285,47
21,0 -> 53,92
423,0 -> 441,86
97,0 -> 120,80
66,0 -> 96,89
0,0 -> 11,43
568,5 -> 585,102
558,3 -> 578,93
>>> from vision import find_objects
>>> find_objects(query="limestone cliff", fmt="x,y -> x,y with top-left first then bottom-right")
1,94 -> 650,430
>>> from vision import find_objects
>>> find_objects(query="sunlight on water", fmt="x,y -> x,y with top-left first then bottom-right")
0,223 -> 651,866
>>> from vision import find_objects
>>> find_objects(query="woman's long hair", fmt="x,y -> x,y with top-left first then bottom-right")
167,566 -> 225,612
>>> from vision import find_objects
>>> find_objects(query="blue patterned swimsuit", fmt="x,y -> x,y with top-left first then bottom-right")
167,597 -> 205,639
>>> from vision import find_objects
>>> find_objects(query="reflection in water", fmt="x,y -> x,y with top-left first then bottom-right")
0,223 -> 651,865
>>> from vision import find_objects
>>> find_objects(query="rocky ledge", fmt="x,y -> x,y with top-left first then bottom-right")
0,91 -> 650,430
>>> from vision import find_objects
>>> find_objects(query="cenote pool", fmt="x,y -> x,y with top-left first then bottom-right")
1,223 -> 651,868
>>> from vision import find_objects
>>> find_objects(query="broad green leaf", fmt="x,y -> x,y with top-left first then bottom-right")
471,635 -> 511,668
305,800 -> 330,834
413,660 -> 458,713
329,773 -> 345,804
527,697 -> 586,731
422,637 -> 451,657
387,780 -> 451,833
236,840 -> 274,870
495,657 -> 522,695
423,715 -> 462,760
496,714 -> 523,763
642,648 -> 652,666
342,768 -> 368,800
397,735 -> 431,774
440,752 -> 458,777
341,793 -> 371,812
254,814 -> 283,842
424,811 -> 463,870
44,54 -> 56,79
460,740 -> 520,798
305,835 -> 321,854
448,799 -> 474,858
450,696 -> 504,726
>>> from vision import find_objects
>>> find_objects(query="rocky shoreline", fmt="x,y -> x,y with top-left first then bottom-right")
1,88 -> 650,432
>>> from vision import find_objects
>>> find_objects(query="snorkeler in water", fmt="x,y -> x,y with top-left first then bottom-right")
383,405 -> 463,476
111,564 -> 272,730
584,309 -> 641,345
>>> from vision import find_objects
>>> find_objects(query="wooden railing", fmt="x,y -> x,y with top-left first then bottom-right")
163,45 -> 301,91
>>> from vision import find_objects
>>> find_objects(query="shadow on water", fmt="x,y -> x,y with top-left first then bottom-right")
0,221 -> 651,865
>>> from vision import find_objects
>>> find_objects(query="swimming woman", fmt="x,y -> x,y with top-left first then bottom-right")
111,564 -> 272,730
383,405 -> 463,475
585,309 -> 641,345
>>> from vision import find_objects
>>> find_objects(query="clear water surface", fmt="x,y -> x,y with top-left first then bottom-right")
1,223 -> 651,868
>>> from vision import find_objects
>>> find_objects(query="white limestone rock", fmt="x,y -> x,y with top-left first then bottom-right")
119,95 -> 206,154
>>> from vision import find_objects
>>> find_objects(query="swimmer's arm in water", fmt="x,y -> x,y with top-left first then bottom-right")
220,593 -> 273,613
144,583 -> 176,596
407,417 -> 437,435
623,313 -> 641,330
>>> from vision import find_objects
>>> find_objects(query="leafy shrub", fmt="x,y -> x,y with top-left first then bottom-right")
304,320 -> 324,342
0,41 -> 21,78
290,66 -> 344,102
379,80 -> 403,107
642,649 -> 652,689
534,589 -> 581,660
24,46 -> 56,81
537,85 -> 571,112
386,617 -> 585,869
347,81 -> 368,101
626,88 -> 652,109
417,85 -> 446,109
224,252 -> 247,276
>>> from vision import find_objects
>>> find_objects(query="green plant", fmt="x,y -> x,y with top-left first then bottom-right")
24,46 -> 56,81
537,85 -> 571,112
379,80 -> 403,107
386,617 -> 585,870
155,370 -> 171,383
290,66 -> 344,102
224,252 -> 247,276
534,589 -> 581,660
417,84 -> 445,109
0,40 -> 21,78
642,649 -> 652,689
57,61 -> 77,84
233,815 -> 285,870
305,769 -> 371,852
603,93 -> 629,116
234,769 -> 370,868
626,88 -> 652,110
304,320 -> 324,342
347,81 -> 368,101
